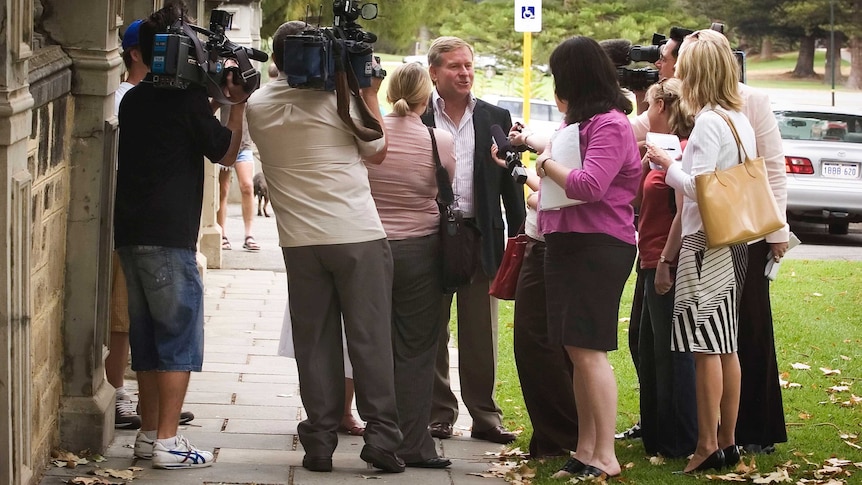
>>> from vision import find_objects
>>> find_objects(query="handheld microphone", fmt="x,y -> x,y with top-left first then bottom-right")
491,124 -> 527,184
599,38 -> 633,66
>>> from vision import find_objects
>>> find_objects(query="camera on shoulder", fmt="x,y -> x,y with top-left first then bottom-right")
283,1 -> 386,91
150,10 -> 268,102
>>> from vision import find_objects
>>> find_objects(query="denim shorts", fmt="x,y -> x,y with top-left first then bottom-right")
117,246 -> 205,372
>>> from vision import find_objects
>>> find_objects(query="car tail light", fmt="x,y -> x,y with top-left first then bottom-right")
785,156 -> 814,174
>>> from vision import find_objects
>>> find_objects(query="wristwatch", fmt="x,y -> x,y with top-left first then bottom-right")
536,158 -> 548,177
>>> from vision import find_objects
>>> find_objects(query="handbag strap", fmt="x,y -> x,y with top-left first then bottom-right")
428,127 -> 455,205
711,109 -> 751,165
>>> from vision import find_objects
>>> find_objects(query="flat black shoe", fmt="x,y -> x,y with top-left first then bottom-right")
723,445 -> 740,467
551,457 -> 587,478
690,448 -> 725,472
614,422 -> 642,440
577,465 -> 620,479
405,457 -> 451,469
360,444 -> 405,473
302,455 -> 333,472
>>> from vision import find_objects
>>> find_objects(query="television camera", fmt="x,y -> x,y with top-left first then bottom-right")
150,9 -> 268,103
283,1 -> 386,91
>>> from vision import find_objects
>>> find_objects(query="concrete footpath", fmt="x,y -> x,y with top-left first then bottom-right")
38,203 -> 514,485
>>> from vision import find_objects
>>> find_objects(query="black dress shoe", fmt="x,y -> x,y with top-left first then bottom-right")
471,425 -> 516,444
428,422 -> 453,439
302,455 -> 333,472
551,457 -> 586,478
360,444 -> 405,473
405,457 -> 452,468
723,445 -> 741,467
690,448 -> 725,472
614,422 -> 642,440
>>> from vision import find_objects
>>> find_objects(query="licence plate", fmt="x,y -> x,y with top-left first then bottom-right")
821,161 -> 860,179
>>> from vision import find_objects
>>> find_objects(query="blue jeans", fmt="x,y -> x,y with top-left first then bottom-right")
118,246 -> 204,372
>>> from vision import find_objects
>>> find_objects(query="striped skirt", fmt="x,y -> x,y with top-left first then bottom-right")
671,231 -> 748,354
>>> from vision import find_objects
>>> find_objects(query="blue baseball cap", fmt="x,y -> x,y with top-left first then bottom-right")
122,20 -> 143,50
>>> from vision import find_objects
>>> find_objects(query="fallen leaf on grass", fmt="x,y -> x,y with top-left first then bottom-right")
829,385 -> 851,393
845,440 -> 862,450
704,472 -> 748,481
799,412 -> 813,420
751,469 -> 793,483
649,455 -> 665,465
820,367 -> 841,375
812,292 -> 823,297
840,355 -> 851,361
792,363 -> 812,370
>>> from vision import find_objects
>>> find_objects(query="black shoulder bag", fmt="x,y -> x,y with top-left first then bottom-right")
428,127 -> 479,294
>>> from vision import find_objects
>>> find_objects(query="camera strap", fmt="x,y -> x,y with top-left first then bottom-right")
330,32 -> 383,142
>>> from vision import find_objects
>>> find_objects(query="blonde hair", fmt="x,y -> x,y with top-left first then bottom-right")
646,78 -> 693,138
427,36 -> 473,67
676,29 -> 742,113
386,62 -> 434,116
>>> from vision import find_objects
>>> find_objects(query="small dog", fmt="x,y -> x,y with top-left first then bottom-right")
253,172 -> 270,217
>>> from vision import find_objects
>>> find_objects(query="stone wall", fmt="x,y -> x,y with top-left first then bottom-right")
27,44 -> 74,476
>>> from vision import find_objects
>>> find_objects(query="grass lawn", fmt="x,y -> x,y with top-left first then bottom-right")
485,259 -> 862,484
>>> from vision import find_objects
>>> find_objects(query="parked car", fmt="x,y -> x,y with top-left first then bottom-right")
774,105 -> 862,234
482,95 -> 563,140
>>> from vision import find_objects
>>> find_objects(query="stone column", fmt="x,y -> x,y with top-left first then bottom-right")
0,1 -> 36,484
42,0 -> 123,452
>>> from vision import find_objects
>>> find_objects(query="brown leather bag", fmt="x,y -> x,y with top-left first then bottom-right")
694,110 -> 784,248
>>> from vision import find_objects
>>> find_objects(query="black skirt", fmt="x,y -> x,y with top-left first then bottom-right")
544,232 -> 636,351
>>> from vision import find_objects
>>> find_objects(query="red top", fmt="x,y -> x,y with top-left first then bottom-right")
638,168 -> 677,269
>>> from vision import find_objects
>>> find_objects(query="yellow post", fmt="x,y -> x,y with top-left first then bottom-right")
522,31 -> 532,167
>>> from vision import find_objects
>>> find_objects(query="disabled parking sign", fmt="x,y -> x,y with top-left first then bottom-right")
514,0 -> 542,32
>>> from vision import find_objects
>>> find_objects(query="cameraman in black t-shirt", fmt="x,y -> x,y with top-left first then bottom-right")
113,1 -> 249,470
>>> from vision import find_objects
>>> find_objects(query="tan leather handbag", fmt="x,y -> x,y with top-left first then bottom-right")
694,110 -> 784,248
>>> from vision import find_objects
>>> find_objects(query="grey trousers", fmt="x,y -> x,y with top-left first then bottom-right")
390,235 -> 446,462
282,239 -> 402,457
431,265 -> 502,432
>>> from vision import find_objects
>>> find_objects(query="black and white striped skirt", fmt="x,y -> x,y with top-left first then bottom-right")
671,231 -> 748,354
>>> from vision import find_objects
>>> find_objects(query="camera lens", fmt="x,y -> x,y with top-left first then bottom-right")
629,45 -> 661,63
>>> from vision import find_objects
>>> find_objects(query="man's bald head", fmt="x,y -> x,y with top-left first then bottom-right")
272,21 -> 310,72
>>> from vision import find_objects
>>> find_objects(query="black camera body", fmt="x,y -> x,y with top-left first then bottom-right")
283,1 -> 386,91
151,10 -> 268,101
616,33 -> 665,91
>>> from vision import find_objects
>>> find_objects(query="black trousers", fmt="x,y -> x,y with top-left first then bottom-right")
735,240 -> 787,446
639,268 -> 697,458
513,239 -> 578,457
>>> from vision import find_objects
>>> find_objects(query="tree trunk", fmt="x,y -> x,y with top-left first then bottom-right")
760,37 -> 775,60
846,0 -> 862,89
824,32 -> 846,85
792,35 -> 817,78
846,36 -> 862,90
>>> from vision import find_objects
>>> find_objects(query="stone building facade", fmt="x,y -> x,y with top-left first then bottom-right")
0,1 -> 262,484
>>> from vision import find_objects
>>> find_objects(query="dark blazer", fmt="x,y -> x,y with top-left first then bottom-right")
422,98 -> 527,278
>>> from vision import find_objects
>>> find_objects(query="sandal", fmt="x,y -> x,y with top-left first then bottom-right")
243,236 -> 261,251
221,236 -> 232,250
338,415 -> 365,436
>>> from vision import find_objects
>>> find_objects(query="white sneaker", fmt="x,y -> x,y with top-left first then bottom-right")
134,432 -> 155,460
152,435 -> 214,469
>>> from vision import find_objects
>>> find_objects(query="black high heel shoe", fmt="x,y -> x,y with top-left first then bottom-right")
690,448 -> 725,473
723,445 -> 740,468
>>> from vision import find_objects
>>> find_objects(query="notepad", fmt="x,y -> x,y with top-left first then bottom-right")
646,132 -> 682,170
540,123 -> 585,211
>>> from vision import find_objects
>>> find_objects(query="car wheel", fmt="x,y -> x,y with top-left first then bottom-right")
484,65 -> 496,78
828,222 -> 849,235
